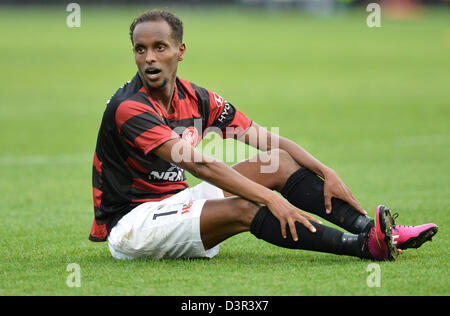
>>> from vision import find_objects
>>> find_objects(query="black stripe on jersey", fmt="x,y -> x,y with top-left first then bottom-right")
92,165 -> 103,191
167,117 -> 202,135
176,79 -> 187,100
190,82 -> 211,134
95,75 -> 142,163
120,111 -> 165,142
130,186 -> 186,201
94,206 -> 107,223
128,91 -> 162,115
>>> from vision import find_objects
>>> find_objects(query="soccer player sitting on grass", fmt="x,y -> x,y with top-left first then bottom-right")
89,10 -> 438,261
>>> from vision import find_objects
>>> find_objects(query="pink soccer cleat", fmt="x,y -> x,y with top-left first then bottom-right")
391,217 -> 438,250
363,205 -> 399,261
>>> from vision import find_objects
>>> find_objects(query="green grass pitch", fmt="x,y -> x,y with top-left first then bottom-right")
0,5 -> 449,296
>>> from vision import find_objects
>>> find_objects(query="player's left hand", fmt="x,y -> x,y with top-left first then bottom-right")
322,168 -> 367,216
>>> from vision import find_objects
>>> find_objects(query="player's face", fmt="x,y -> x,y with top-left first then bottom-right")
132,20 -> 185,91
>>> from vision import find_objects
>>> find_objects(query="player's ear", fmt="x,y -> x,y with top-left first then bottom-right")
178,43 -> 186,61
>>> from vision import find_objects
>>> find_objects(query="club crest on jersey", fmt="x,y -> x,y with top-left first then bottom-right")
182,126 -> 199,147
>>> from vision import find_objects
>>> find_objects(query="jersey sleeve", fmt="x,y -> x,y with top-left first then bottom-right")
115,100 -> 179,155
205,91 -> 252,139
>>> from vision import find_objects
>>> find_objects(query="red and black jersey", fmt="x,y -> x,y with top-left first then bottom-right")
89,73 -> 252,242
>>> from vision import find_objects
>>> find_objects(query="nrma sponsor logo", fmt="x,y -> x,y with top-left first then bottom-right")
149,164 -> 185,182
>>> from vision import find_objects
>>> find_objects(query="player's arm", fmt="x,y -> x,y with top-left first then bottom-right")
152,137 -> 319,240
238,122 -> 367,215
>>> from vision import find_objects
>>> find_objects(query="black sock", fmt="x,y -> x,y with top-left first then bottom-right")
281,168 -> 374,234
250,206 -> 366,258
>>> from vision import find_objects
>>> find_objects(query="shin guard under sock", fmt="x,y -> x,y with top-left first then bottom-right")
250,206 -> 365,258
281,168 -> 374,234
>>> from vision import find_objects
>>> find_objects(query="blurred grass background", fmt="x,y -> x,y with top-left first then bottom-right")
0,3 -> 449,295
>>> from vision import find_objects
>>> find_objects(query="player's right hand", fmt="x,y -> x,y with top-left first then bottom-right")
266,194 -> 321,241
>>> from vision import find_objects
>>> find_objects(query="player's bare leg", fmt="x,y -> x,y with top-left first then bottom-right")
224,148 -> 301,196
200,197 -> 260,250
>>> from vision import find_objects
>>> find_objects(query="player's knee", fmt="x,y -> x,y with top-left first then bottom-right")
276,148 -> 298,168
265,148 -> 296,167
232,198 -> 260,229
266,148 -> 301,188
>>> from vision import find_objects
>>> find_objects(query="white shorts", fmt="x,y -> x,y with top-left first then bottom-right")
107,181 -> 224,260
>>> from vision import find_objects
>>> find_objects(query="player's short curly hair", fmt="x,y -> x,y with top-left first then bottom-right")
129,9 -> 183,45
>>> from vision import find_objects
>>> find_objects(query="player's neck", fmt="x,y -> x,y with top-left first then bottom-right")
143,78 -> 176,115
